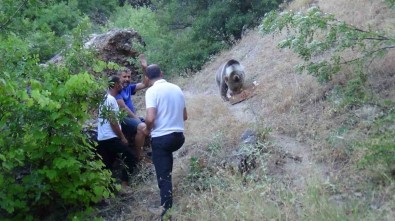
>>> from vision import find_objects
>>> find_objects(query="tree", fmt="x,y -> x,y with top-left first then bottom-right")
260,6 -> 395,83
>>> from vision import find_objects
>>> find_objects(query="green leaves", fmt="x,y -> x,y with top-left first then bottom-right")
360,107 -> 395,175
261,6 -> 395,180
385,0 -> 395,7
0,29 -> 114,221
260,7 -> 395,83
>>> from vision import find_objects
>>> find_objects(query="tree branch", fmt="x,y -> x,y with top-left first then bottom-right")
0,0 -> 28,31
341,45 -> 395,65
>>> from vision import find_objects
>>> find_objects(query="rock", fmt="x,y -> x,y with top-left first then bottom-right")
48,29 -> 145,79
240,129 -> 257,144
84,28 -> 145,77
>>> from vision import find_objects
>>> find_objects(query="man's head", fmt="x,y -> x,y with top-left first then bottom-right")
108,75 -> 123,93
146,64 -> 162,80
118,68 -> 132,88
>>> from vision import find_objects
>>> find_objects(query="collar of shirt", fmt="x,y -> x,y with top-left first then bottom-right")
153,79 -> 166,85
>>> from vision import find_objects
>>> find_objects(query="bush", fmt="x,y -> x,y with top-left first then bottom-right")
0,32 -> 114,220
360,107 -> 395,178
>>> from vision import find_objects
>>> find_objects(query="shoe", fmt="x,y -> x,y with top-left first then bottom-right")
148,206 -> 165,216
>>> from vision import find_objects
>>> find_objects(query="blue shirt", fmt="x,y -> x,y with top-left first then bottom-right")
116,84 -> 137,113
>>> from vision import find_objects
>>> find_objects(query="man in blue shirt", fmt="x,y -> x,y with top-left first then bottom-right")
116,55 -> 149,161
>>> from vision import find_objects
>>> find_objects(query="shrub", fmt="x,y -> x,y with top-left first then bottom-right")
360,107 -> 395,178
0,30 -> 114,220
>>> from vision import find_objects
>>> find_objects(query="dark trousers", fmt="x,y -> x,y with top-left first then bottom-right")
97,137 -> 137,182
151,132 -> 185,213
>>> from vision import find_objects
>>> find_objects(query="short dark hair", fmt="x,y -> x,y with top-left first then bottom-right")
146,64 -> 161,80
108,75 -> 120,89
117,68 -> 131,76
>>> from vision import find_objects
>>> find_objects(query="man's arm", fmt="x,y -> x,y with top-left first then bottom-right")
134,54 -> 149,92
116,98 -> 139,119
143,107 -> 156,136
105,102 -> 128,144
135,82 -> 148,92
183,107 -> 188,121
110,120 -> 128,145
139,53 -> 148,74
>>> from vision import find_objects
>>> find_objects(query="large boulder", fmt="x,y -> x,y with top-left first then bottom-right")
48,29 -> 145,79
84,28 -> 146,77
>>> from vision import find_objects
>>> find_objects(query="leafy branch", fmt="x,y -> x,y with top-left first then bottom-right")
259,6 -> 395,82
0,0 -> 28,31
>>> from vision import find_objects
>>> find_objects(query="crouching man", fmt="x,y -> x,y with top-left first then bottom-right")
97,75 -> 137,193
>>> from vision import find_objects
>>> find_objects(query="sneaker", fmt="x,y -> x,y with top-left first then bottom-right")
148,206 -> 165,216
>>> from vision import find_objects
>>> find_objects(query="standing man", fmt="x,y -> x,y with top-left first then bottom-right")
143,64 -> 188,219
97,75 -> 136,192
116,55 -> 149,161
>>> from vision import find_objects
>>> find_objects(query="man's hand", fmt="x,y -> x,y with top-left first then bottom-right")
142,127 -> 151,136
139,54 -> 148,71
121,137 -> 128,145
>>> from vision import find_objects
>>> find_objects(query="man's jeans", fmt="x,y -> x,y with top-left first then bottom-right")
97,137 -> 137,182
151,132 -> 185,213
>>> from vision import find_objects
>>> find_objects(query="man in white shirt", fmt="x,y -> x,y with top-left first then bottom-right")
97,75 -> 137,192
143,64 -> 188,218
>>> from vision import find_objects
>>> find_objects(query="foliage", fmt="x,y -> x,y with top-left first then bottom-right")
260,6 -> 395,83
0,25 -> 115,220
154,0 -> 282,44
385,0 -> 395,7
360,106 -> 395,177
34,1 -> 82,37
0,0 -> 81,61
186,156 -> 229,192
77,0 -> 118,25
107,6 -> 172,72
108,5 -> 210,75
116,0 -> 282,74
260,6 -> 395,179
191,0 -> 282,44
77,0 -> 117,16
119,0 -> 152,7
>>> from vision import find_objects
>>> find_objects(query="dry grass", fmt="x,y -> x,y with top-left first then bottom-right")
286,0 -> 316,11
183,94 -> 247,147
318,0 -> 395,30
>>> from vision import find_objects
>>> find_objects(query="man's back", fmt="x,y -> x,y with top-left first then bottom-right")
98,94 -> 119,141
145,79 -> 185,137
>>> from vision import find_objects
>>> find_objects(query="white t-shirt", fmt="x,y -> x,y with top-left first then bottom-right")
97,94 -> 121,141
145,79 -> 185,137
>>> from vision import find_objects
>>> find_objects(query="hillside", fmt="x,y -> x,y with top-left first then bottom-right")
98,0 -> 395,220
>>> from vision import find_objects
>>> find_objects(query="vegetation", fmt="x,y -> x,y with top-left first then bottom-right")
107,0 -> 283,75
0,24 -> 117,220
259,5 -> 395,175
260,6 -> 395,84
